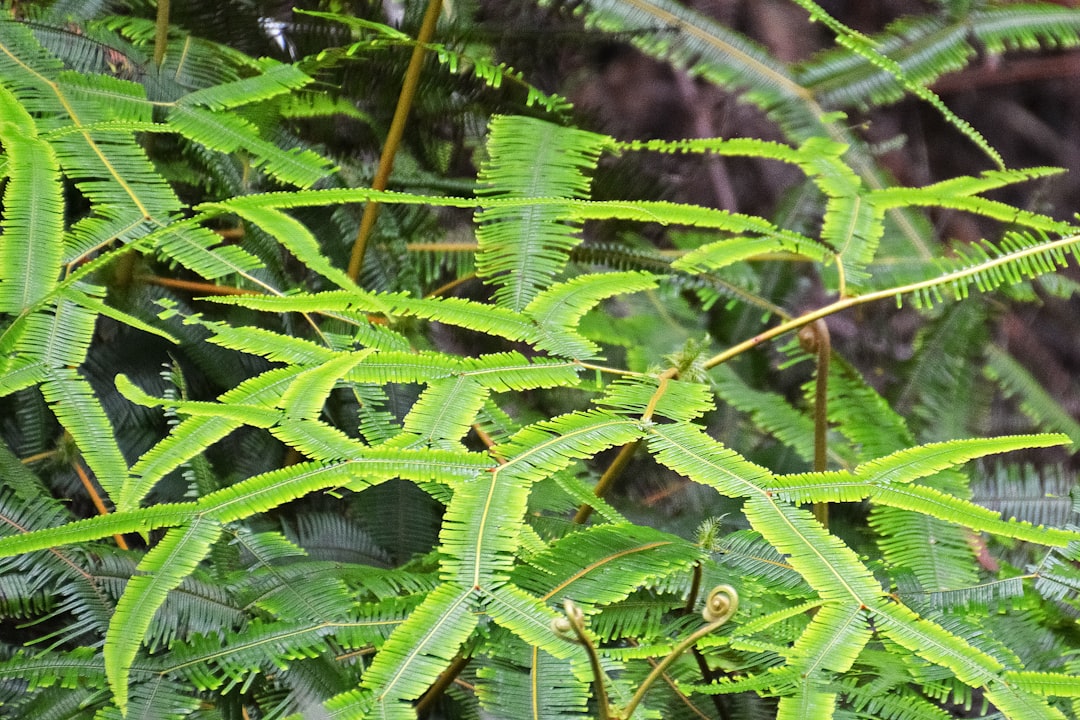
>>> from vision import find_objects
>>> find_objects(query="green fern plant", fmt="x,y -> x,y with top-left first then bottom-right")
2,2 -> 1080,719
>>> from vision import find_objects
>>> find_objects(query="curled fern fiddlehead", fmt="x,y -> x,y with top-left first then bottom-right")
701,583 -> 739,624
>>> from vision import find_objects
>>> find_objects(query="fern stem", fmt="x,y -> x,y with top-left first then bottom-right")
426,272 -> 476,298
348,0 -> 443,282
153,0 -> 170,67
573,361 -> 647,378
414,652 -> 471,717
573,440 -> 639,524
555,600 -> 612,719
72,459 -> 129,550
136,275 -> 260,296
620,585 -> 738,720
19,449 -> 56,465
798,319 -> 831,526
703,231 -> 1080,369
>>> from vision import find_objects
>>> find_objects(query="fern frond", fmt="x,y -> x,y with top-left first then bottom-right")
199,452 -> 488,524
872,171 -> 1073,236
594,376 -> 715,423
41,366 -> 128,500
984,344 -> 1080,450
524,271 -> 658,359
355,582 -> 478,720
166,105 -> 334,188
511,523 -> 701,608
300,9 -> 571,116
485,584 -> 584,661
474,115 -> 611,312
790,0 -> 1003,167
672,235 -> 830,275
443,411 -> 642,589
646,422 -> 772,498
475,645 -> 589,720
801,6 -> 1080,111
892,231 -> 1080,310
712,530 -> 809,595
401,376 -> 486,448
869,602 -> 1067,719
0,86 -> 64,313
711,364 -> 815,465
745,497 -> 883,603
556,0 -> 825,137
106,517 -> 222,715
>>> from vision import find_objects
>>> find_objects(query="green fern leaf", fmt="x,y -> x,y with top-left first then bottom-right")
106,517 -> 222,715
174,58 -> 311,110
711,364 -> 815,464
853,434 -> 1068,486
672,235 -> 830,275
357,582 -> 478,720
167,105 -> 333,188
869,482 -> 1077,547
777,688 -> 836,720
511,523 -> 703,609
402,376 -> 487,447
985,344 -> 1080,450
475,115 -> 611,312
523,271 -> 658,359
199,451 -> 488,524
790,0 -> 1004,168
443,411 -> 642,589
475,645 -> 589,720
277,351 -> 374,419
460,353 -> 580,392
200,323 -> 339,365
217,201 -> 354,289
772,434 -> 1069,503
560,0 -> 826,137
485,584 -> 584,662
0,86 -> 64,313
41,367 -> 128,500
788,602 -> 871,676
270,418 -> 369,461
150,223 -> 265,281
646,422 -> 771,497
744,497 -> 883,603
1003,670 -> 1080,698
594,376 -> 716,423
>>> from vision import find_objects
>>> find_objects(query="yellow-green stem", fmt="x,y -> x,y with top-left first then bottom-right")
620,586 -> 738,720
702,232 -> 1080,371
153,0 -> 169,67
799,319 -> 831,526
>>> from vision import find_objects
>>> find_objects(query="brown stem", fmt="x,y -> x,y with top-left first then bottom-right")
798,319 -> 831,526
620,586 -> 737,720
554,600 -> 611,720
681,564 -> 731,720
136,275 -> 260,296
572,440 -> 639,525
415,652 -> 471,717
73,459 -> 129,550
573,367 -> 680,523
348,0 -> 443,281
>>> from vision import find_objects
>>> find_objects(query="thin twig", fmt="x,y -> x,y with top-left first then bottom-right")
348,0 -> 443,281
153,0 -> 169,67
73,459 -> 129,550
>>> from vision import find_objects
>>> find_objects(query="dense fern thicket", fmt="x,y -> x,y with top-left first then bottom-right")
2,1 -> 1080,718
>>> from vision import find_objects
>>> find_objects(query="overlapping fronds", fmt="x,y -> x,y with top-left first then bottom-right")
474,115 -> 611,312
3,3 -> 1080,718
